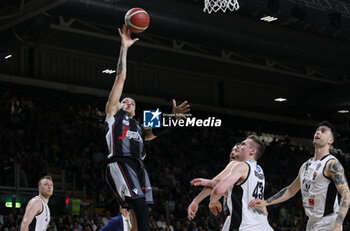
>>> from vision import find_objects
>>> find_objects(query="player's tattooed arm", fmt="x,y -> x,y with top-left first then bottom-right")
266,187 -> 287,204
105,25 -> 139,119
116,47 -> 125,75
249,172 -> 301,209
326,159 -> 350,230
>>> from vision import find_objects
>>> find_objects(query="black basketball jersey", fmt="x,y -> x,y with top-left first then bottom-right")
105,109 -> 144,159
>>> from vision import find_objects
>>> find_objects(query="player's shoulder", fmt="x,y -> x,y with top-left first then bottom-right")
325,156 -> 342,169
226,160 -> 238,168
106,108 -> 125,122
27,196 -> 43,209
30,196 -> 41,203
235,161 -> 250,171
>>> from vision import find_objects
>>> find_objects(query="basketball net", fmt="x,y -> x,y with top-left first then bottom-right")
203,0 -> 240,14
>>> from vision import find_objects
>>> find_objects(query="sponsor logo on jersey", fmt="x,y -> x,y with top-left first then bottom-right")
133,188 -> 138,194
254,170 -> 264,180
256,165 -> 262,173
308,198 -> 314,206
118,126 -> 142,142
125,130 -> 142,142
316,163 -> 322,171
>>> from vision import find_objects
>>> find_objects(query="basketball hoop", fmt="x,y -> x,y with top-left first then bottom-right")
203,0 -> 240,14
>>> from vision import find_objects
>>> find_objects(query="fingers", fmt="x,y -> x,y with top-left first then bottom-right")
209,202 -> 222,216
190,178 -> 202,185
248,199 -> 263,208
190,178 -> 205,186
187,210 -> 195,220
248,200 -> 254,208
122,24 -> 127,34
187,203 -> 197,220
132,38 -> 139,43
172,99 -> 176,108
118,28 -> 122,37
210,208 -> 217,216
248,200 -> 259,208
178,100 -> 188,107
209,206 -> 218,216
217,203 -> 222,213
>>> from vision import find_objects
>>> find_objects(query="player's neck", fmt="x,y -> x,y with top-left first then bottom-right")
314,146 -> 330,161
38,194 -> 50,204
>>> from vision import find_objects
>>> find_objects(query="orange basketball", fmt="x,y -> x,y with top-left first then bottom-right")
124,8 -> 150,33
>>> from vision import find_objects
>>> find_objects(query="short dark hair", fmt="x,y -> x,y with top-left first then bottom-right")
247,135 -> 265,160
38,175 -> 53,186
318,121 -> 337,146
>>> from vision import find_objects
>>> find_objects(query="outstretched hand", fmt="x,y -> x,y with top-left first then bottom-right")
172,99 -> 190,120
209,201 -> 222,216
118,24 -> 139,48
248,199 -> 266,208
190,178 -> 212,187
187,201 -> 198,220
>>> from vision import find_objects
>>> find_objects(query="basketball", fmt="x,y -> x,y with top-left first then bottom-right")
124,8 -> 150,33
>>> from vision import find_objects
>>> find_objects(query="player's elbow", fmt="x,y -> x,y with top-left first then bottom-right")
214,186 -> 225,195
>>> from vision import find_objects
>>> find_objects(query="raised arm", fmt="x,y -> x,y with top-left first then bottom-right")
249,167 -> 301,208
20,198 -> 42,231
105,25 -> 139,120
210,162 -> 248,215
325,159 -> 350,231
187,161 -> 237,220
190,161 -> 238,188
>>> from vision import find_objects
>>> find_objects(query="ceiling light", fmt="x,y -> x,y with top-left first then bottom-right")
102,69 -> 116,74
260,16 -> 278,22
274,98 -> 286,102
337,110 -> 349,113
5,55 -> 12,59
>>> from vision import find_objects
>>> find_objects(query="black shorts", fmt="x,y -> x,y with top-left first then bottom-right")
106,158 -> 153,206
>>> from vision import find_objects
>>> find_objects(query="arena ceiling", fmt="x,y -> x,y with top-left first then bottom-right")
1,0 -> 350,130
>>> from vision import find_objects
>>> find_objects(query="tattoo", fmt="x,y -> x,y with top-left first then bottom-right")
329,161 -> 346,185
116,48 -> 125,75
334,174 -> 345,185
254,207 -> 266,215
266,187 -> 287,204
341,193 -> 349,208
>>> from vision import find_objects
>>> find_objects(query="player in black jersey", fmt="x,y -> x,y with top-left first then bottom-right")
105,25 -> 190,231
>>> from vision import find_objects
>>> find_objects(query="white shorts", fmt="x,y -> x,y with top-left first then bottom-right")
306,213 -> 341,231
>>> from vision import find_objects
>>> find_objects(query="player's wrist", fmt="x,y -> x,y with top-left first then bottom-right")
192,199 -> 199,205
121,44 -> 129,49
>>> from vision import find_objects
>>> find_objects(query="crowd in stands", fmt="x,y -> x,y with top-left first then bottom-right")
0,84 -> 349,231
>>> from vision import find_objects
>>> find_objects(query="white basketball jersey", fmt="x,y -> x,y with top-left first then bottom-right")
29,196 -> 50,231
227,161 -> 272,231
300,154 -> 339,220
